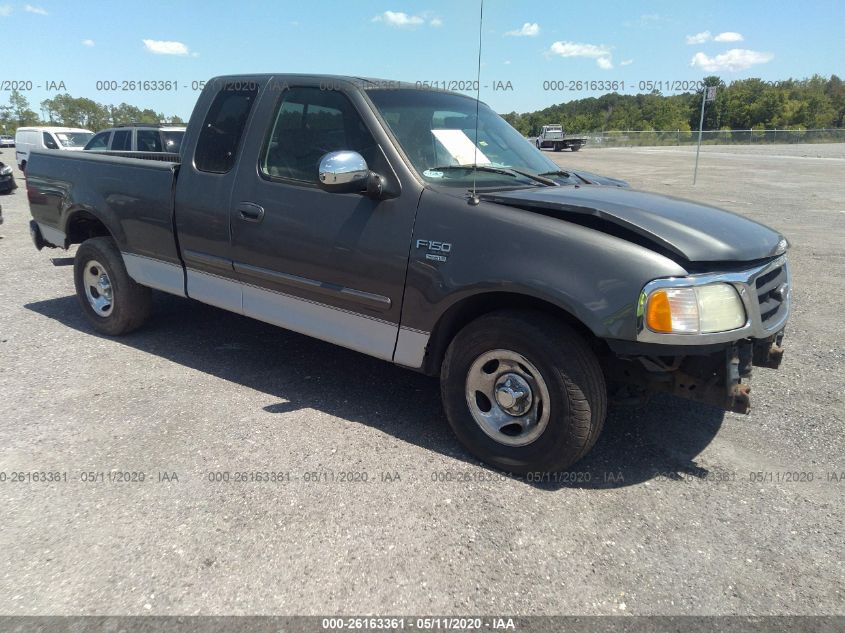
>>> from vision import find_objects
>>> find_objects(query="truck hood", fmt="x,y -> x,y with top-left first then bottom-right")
481,185 -> 787,264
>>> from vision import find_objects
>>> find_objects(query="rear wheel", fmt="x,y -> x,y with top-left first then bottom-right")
73,237 -> 152,335
571,144 -> 581,152
440,310 -> 607,474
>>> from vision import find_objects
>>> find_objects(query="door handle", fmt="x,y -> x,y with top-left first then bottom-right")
236,202 -> 265,223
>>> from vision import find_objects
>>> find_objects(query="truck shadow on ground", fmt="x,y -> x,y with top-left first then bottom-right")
26,292 -> 727,490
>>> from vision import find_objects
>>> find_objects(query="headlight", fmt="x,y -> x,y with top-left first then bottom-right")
0,166 -> 11,175
644,283 -> 746,334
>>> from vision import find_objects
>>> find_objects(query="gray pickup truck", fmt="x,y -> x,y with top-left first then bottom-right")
26,75 -> 790,473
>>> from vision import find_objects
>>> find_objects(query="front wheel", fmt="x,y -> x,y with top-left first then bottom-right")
74,237 -> 152,335
440,310 -> 607,474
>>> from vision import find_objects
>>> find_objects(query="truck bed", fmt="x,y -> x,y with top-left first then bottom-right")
26,150 -> 182,269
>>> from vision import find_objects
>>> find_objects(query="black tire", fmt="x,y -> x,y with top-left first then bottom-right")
73,237 -> 152,335
441,310 -> 607,474
553,146 -> 562,152
571,145 -> 581,152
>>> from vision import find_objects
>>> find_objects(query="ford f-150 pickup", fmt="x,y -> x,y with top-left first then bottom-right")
26,75 -> 791,473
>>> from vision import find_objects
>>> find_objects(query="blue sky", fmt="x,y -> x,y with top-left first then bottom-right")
4,0 -> 843,119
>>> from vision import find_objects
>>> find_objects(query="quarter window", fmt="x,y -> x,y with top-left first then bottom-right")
194,86 -> 258,173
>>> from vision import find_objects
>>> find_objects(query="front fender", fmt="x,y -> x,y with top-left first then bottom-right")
401,189 -> 687,341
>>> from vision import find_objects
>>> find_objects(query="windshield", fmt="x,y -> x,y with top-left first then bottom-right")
161,130 -> 184,153
54,132 -> 93,148
367,89 -> 573,188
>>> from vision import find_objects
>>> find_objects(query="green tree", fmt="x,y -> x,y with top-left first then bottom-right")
8,90 -> 40,127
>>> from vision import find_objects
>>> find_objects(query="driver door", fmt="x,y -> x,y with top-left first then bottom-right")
229,82 -> 419,361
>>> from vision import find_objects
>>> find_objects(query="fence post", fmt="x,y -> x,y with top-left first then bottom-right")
677,129 -> 680,146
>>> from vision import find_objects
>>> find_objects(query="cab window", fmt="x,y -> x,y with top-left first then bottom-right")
42,132 -> 60,149
85,131 -> 111,150
260,86 -> 378,184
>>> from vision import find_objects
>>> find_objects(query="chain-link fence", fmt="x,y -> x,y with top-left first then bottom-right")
585,128 -> 845,148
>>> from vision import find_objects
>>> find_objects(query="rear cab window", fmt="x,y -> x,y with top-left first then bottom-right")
194,84 -> 259,173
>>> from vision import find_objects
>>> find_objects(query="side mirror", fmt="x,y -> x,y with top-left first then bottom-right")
318,151 -> 383,198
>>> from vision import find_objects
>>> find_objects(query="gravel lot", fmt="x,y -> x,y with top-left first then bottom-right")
0,144 -> 843,616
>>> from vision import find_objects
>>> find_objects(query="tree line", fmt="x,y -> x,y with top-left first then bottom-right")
2,74 -> 843,137
0,90 -> 185,134
501,75 -> 845,136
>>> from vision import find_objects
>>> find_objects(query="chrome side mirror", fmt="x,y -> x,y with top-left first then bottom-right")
318,151 -> 370,193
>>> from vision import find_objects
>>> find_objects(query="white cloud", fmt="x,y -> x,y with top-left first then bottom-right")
620,58 -> 634,66
505,22 -> 539,37
504,60 -> 511,65
372,11 -> 425,27
686,30 -> 712,44
429,17 -> 442,27
690,48 -> 773,72
714,31 -> 744,42
142,39 -> 190,55
625,13 -> 668,28
81,39 -> 95,47
547,41 -> 614,69
687,30 -> 745,44
0,4 -> 13,16
24,4 -> 47,14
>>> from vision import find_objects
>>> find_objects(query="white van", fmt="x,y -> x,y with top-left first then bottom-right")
14,127 -> 94,171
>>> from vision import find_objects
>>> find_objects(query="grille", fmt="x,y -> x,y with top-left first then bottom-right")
755,263 -> 788,327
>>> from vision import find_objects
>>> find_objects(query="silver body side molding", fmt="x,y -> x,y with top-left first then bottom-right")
129,259 -> 430,368
38,223 -> 67,248
186,268 -> 243,313
394,326 -> 430,368
122,253 -> 186,297
243,283 -> 398,361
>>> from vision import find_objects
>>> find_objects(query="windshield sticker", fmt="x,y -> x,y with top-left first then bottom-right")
423,170 -> 444,178
431,129 -> 491,165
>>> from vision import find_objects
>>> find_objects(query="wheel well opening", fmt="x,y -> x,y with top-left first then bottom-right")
66,211 -> 111,245
422,292 -> 600,376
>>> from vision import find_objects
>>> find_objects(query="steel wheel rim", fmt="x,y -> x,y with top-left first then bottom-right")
465,349 -> 551,447
82,259 -> 114,317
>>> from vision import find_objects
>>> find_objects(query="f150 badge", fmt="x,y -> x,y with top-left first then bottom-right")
416,239 -> 452,262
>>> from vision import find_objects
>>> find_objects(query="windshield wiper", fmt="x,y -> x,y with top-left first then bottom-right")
430,164 -> 558,187
537,169 -> 572,178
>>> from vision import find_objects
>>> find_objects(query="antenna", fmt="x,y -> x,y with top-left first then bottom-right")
469,0 -> 484,205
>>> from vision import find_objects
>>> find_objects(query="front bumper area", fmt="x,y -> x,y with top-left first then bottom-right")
606,330 -> 786,414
